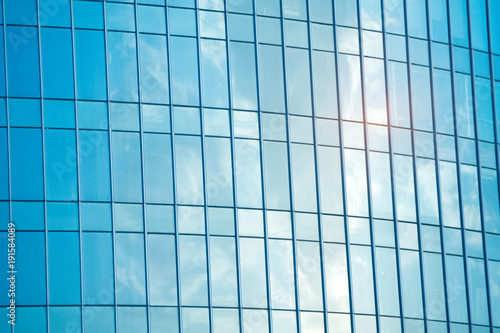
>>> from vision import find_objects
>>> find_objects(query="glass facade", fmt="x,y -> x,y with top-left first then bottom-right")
0,0 -> 499,332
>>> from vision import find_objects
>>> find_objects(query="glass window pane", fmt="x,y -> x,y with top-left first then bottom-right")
144,133 -> 174,204
213,308 -> 240,333
400,250 -> 424,318
364,58 -> 387,124
460,165 -> 481,230
170,37 -> 199,106
345,149 -> 369,217
406,0 -> 427,38
117,307 -> 147,333
48,232 -> 80,305
41,28 -> 74,98
467,258 -> 490,325
182,308 -> 210,333
269,239 -> 296,309
481,168 -> 500,233
297,241 -> 323,311
429,0 -> 449,42
83,307 -> 115,333
174,136 -> 204,205
147,234 -> 177,305
423,253 -> 446,320
370,152 -> 393,219
317,146 -> 344,215
286,48 -> 312,116
388,61 -> 411,128
351,245 -> 375,314
445,255 -> 469,323
416,158 -> 439,225
179,236 -> 208,306
291,144 -> 318,212
259,45 -> 286,113
312,51 -> 338,119
235,139 -> 263,208
450,0 -> 469,47
139,34 -> 169,104
16,232 -> 46,305
338,54 -> 363,121
393,155 -> 417,222
75,30 -> 107,100
201,39 -> 229,108
263,141 -> 291,210
107,32 -> 138,102
210,237 -> 238,307
438,161 -> 461,227
230,42 -> 258,110
433,69 -> 454,135
335,0 -> 358,27
411,65 -> 433,131
82,233 -> 114,305
150,307 -> 179,333
112,132 -> 143,203
115,233 -> 146,305
205,137 -> 233,206
384,0 -> 405,34
324,243 -> 350,312
240,238 -> 268,308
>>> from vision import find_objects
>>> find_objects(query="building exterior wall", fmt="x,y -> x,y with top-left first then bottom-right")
0,0 -> 500,332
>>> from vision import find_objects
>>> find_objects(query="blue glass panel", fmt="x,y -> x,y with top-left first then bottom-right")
0,130 -> 7,200
433,69 -> 454,135
400,250 -> 424,318
240,238 -> 268,308
370,152 -> 393,219
114,203 -> 143,232
438,161 -> 461,228
108,32 -> 138,102
170,37 -> 199,105
151,307 -> 178,333
359,0 -> 382,30
291,144 -> 318,212
182,308 -> 210,333
10,128 -> 43,200
422,253 -> 446,320
47,202 -> 78,230
450,0 -> 469,47
144,133 -> 174,204
16,307 -> 46,333
470,0 -> 488,51
227,0 -> 253,14
49,307 -> 80,333
384,0 -> 404,34
324,243 -> 350,312
112,132 -> 142,203
83,307 -> 115,333
44,100 -> 75,129
491,0 -> 500,55
455,73 -> 475,138
475,77 -> 494,142
6,26 -> 40,98
179,235 -> 208,306
168,8 -> 196,36
481,168 -> 500,233
117,307 -> 147,333
82,233 -> 114,305
445,255 -> 468,322
45,129 -> 78,200
116,233 -> 146,305
75,30 -> 107,100
345,149 -> 369,216
148,234 -> 178,305
489,261 -> 500,327
110,103 -> 139,131
5,0 -> 36,25
235,139 -> 262,208
213,308 -> 240,333
312,51 -> 338,118
230,42 -> 258,110
364,57 -> 387,124
200,39 -> 229,108
467,258 -> 490,325
11,201 -> 44,230
263,141 -> 290,210
139,34 -> 169,104
228,14 -> 254,42
78,101 -> 108,130
256,0 -> 281,16
339,54 -> 363,121
286,48 -> 312,116
48,232 -> 81,305
79,130 -> 111,202
74,0 -> 104,29
16,232 -> 46,305
407,0 -> 427,38
208,207 -> 235,236
335,0 -> 358,27
205,137 -> 234,206
106,2 -> 135,32
138,5 -> 166,34
351,245 -> 375,314
174,135 -> 204,205
8,98 -> 41,127
460,165 -> 481,230
41,28 -> 74,98
429,0 -> 449,42
259,45 -> 285,113
210,237 -> 239,307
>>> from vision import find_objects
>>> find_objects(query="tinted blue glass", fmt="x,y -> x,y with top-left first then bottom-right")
429,0 -> 449,42
475,77 -> 494,142
47,202 -> 78,230
205,137 -> 234,206
201,39 -> 229,108
168,8 -> 196,36
263,141 -> 290,210
16,307 -> 46,333
259,45 -> 286,113
5,0 -> 36,25
116,233 -> 146,305
48,232 -> 80,305
179,235 -> 208,306
138,5 -> 166,34
10,128 -> 43,200
11,201 -> 44,230
49,307 -> 80,333
481,168 -> 500,233
470,0 -> 488,51
8,98 -> 41,127
144,133 -> 174,204
79,130 -> 111,202
230,42 -> 258,110
16,232 -> 46,305
450,0 -> 469,47
117,307 -> 147,333
44,100 -> 75,129
335,0 -> 358,27
78,101 -> 108,130
433,69 -> 454,135
468,258 -> 490,325
148,234 -> 178,305
174,135 -> 204,205
150,307 -> 179,333
112,132 -> 142,203
45,129 -> 78,200
83,307 -> 115,332
106,2 -> 135,32
210,237 -> 239,307
170,37 -> 199,105
312,51 -> 338,118
73,0 -> 104,29
0,131 -> 7,200
491,0 -> 500,55
455,73 -> 475,138
6,26 -> 40,98
40,0 -> 70,27
82,233 -> 114,305
108,32 -> 138,102
139,34 -> 169,104
75,30 -> 107,100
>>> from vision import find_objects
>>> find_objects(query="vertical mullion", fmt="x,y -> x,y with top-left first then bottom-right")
247,0 -> 274,331
330,3 -> 357,332
278,1 -> 301,332
465,0 -> 494,329
163,4 -> 183,332
68,0 -> 85,331
445,0 -> 474,329
379,0 -> 407,329
100,3 -> 119,330
1,0 -> 12,331
402,0 -> 429,331
35,0 -> 50,330
354,1 -> 381,331
221,2 -> 244,333
133,3 -> 151,333
423,0 -> 452,330
193,1 -> 214,332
